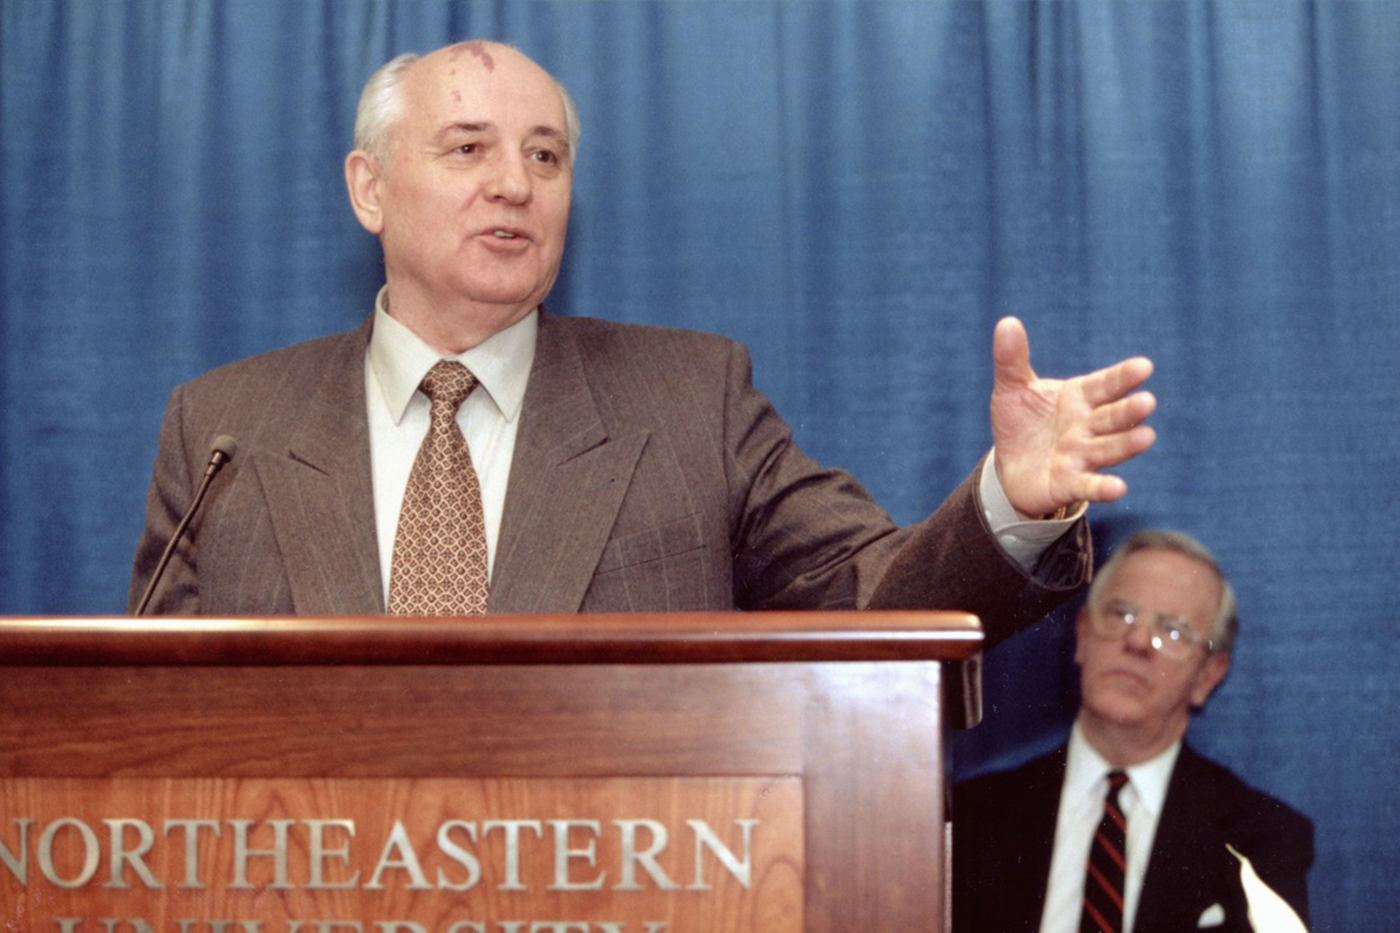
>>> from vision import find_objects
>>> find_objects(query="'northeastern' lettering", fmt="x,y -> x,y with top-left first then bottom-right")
0,817 -> 755,894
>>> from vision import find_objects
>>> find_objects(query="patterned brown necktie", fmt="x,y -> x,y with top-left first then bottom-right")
387,360 -> 489,615
1080,770 -> 1129,933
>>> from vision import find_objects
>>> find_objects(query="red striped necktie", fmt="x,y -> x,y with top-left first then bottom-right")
1080,770 -> 1129,933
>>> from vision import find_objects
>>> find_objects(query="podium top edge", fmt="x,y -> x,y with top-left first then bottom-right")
0,611 -> 983,666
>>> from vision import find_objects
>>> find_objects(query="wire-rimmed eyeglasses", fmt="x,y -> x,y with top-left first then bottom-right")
1088,600 -> 1214,660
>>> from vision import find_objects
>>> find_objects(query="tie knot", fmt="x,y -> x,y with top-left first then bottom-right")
420,360 -> 478,410
1106,769 -> 1129,797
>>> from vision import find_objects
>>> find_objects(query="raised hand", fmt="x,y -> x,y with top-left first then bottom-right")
990,316 -> 1157,519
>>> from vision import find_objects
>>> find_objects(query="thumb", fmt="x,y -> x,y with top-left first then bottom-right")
992,316 -> 1033,389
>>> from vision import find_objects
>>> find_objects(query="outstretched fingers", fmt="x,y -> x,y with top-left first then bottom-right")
1081,356 -> 1155,407
1069,471 -> 1131,505
1057,372 -> 1157,505
1080,423 -> 1159,471
1088,388 -> 1158,436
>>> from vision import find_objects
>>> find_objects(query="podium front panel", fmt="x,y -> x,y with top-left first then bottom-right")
0,614 -> 979,932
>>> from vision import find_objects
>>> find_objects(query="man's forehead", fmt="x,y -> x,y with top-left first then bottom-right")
1119,548 -> 1213,580
412,41 -> 547,91
440,40 -> 505,70
1111,549 -> 1222,606
406,43 -> 563,122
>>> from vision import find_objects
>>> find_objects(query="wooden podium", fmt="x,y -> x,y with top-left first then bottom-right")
0,612 -> 981,933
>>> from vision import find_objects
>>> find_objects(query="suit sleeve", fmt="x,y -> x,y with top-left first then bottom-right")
719,339 -> 1090,639
866,470 -> 1092,647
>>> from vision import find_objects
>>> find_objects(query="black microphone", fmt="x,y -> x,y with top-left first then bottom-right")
134,434 -> 238,615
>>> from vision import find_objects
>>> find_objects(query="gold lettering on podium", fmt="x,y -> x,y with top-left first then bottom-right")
0,777 -> 802,933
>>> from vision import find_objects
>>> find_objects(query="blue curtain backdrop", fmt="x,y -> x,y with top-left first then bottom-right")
2,1 -> 1396,928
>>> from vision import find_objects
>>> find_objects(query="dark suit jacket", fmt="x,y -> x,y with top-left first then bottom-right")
952,742 -> 1314,933
130,311 -> 1089,634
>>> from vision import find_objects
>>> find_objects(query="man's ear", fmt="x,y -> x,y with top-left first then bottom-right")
1190,651 -> 1231,709
345,150 -> 385,235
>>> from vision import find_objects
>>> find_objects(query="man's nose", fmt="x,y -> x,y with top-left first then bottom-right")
1123,616 -> 1156,653
487,153 -> 531,203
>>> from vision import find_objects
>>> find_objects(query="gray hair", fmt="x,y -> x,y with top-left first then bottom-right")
352,46 -> 582,170
1086,529 -> 1238,654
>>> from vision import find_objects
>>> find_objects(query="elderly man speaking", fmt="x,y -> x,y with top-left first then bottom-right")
131,41 -> 1155,635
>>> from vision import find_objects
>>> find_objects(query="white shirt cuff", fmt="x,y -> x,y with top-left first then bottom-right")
979,449 -> 1086,570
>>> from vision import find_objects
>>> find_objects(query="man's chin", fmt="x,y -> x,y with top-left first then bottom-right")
1083,686 -> 1153,725
455,275 -> 553,313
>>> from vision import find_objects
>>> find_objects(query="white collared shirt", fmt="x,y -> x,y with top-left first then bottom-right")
365,290 -> 535,598
1039,722 -> 1181,933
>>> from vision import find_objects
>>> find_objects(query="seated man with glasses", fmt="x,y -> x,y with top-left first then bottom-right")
952,529 -> 1313,933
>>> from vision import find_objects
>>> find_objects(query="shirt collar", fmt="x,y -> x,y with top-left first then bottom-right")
1066,720 -> 1181,818
367,286 -> 537,425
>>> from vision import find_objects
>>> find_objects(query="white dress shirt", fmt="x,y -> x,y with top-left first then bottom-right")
363,289 -> 1076,604
1039,722 -> 1181,933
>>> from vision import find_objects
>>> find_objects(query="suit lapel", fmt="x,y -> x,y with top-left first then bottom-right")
256,319 -> 384,615
1136,744 -> 1239,933
954,747 -> 1066,932
1019,749 -> 1070,928
488,312 -> 646,613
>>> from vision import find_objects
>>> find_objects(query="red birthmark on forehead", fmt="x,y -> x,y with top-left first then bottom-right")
448,40 -> 496,72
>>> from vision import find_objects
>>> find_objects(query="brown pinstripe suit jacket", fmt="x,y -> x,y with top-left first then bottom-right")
130,311 -> 1090,636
